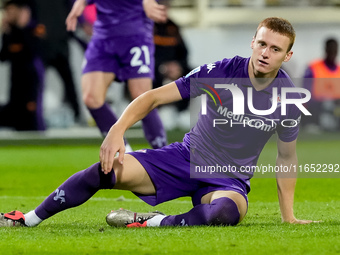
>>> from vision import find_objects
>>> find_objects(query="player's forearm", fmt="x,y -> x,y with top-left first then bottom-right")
114,90 -> 159,133
276,155 -> 298,223
113,82 -> 181,134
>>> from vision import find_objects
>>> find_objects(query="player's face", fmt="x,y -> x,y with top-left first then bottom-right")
250,27 -> 293,78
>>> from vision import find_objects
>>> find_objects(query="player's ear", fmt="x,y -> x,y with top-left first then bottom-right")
250,36 -> 255,49
283,51 -> 293,62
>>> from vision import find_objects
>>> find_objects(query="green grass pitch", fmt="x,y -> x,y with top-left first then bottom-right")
0,135 -> 339,254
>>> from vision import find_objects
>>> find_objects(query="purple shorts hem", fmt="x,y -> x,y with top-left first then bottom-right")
191,185 -> 248,207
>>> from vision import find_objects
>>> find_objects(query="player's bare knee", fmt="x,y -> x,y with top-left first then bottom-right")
112,158 -> 124,184
129,89 -> 146,100
83,93 -> 103,109
112,156 -> 156,195
128,79 -> 152,99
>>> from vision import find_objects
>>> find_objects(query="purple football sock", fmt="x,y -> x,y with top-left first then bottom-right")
88,103 -> 118,137
142,109 -> 167,149
160,197 -> 240,226
35,162 -> 115,220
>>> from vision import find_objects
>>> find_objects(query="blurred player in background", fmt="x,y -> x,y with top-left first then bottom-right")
302,38 -> 340,132
32,0 -> 83,122
65,0 -> 168,150
0,0 -> 45,131
153,15 -> 191,129
0,17 -> 317,228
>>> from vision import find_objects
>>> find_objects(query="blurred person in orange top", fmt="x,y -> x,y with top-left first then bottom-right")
302,38 -> 340,131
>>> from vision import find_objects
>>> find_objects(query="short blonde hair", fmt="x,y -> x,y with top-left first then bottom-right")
255,17 -> 296,52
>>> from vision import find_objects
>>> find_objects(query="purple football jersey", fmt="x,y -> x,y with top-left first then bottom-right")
86,0 -> 153,39
176,56 -> 302,184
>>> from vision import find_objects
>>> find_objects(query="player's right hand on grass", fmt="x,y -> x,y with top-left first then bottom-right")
284,218 -> 321,224
100,125 -> 125,174
66,0 -> 86,31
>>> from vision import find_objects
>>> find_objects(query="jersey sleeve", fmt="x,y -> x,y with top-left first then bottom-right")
276,95 -> 301,142
302,66 -> 314,93
175,66 -> 200,99
175,60 -> 225,99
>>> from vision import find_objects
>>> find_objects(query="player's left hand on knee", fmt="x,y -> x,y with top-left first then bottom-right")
100,126 -> 126,174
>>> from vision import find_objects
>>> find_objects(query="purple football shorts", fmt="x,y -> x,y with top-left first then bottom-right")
128,142 -> 249,207
82,34 -> 155,81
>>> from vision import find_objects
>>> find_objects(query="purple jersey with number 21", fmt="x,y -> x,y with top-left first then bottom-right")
83,0 -> 154,80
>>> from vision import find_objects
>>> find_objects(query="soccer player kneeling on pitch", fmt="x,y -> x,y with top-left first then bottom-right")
1,17 -> 318,228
